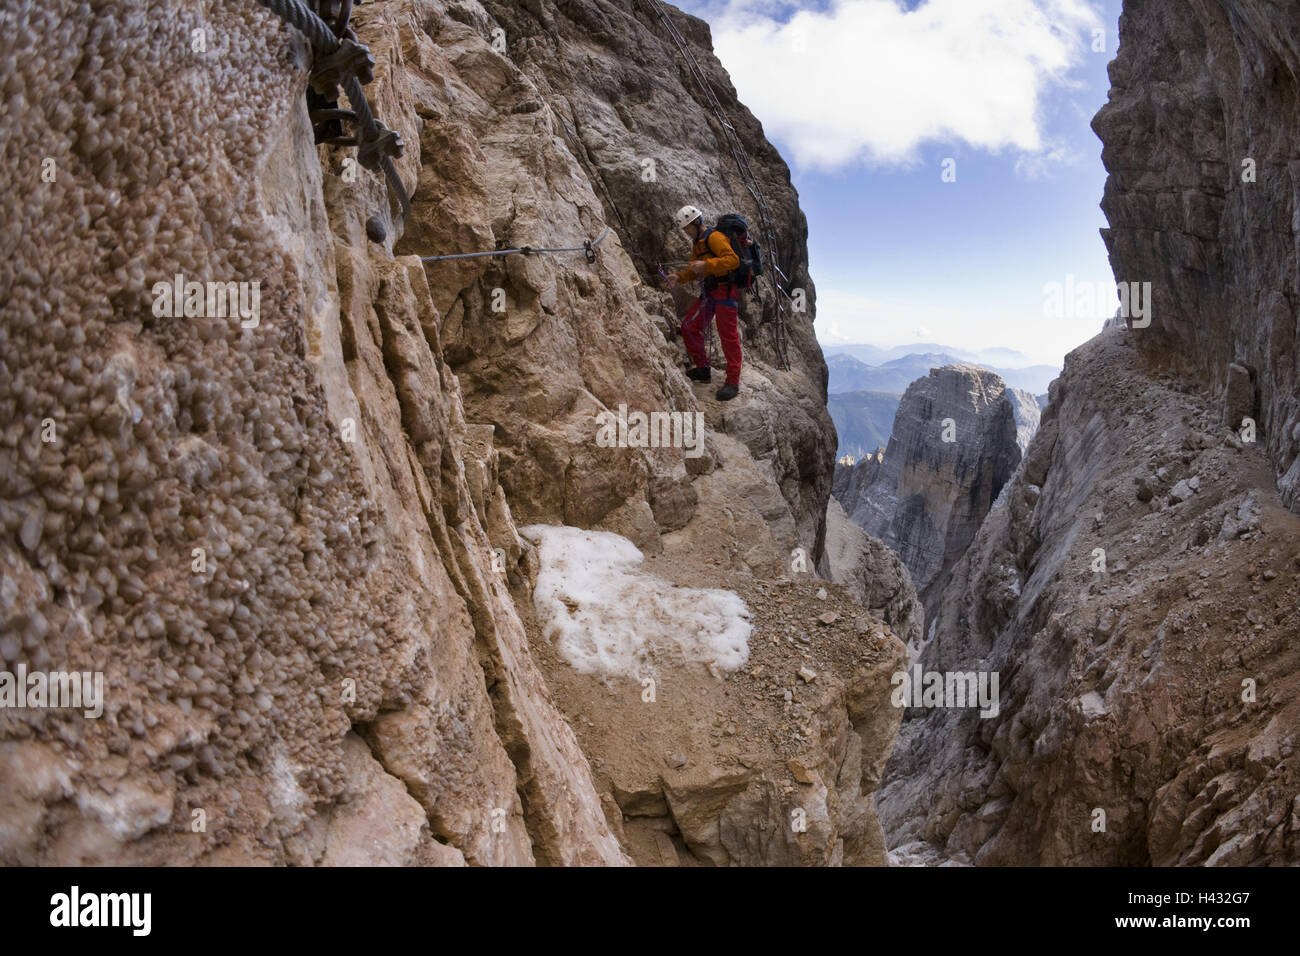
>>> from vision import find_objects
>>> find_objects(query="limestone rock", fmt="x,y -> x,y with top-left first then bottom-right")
1093,0 -> 1300,512
833,365 -> 1028,619
419,0 -> 839,564
823,498 -> 925,655
878,331 -> 1300,865
307,734 -> 464,867
787,759 -> 817,785
646,661 -> 905,867
1005,387 -> 1043,455
832,446 -> 884,504
0,0 -> 632,867
1222,362 -> 1257,431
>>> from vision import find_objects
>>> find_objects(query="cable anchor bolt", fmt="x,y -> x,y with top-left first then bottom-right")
309,37 -> 375,97
357,121 -> 403,170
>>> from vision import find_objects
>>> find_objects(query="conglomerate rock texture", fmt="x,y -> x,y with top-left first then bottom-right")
0,0 -> 869,866
0,0 -> 641,866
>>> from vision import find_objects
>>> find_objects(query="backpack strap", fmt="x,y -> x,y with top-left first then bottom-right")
699,227 -> 719,291
703,226 -> 743,293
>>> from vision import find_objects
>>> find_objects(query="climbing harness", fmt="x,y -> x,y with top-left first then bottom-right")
254,0 -> 411,222
638,0 -> 793,369
419,226 -> 612,264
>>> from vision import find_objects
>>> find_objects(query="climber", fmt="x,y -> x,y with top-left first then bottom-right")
667,205 -> 743,401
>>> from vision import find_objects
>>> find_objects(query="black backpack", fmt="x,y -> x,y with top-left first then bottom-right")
703,213 -> 762,291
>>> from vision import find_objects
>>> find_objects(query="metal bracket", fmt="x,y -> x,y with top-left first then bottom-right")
356,120 -> 403,170
309,37 -> 374,96
309,107 -> 356,125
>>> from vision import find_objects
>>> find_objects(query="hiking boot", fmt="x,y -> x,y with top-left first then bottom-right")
686,366 -> 712,382
716,383 -> 740,401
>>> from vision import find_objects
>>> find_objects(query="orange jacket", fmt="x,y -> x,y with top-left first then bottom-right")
676,228 -> 740,285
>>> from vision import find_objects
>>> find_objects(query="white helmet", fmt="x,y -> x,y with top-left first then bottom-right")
675,204 -> 703,229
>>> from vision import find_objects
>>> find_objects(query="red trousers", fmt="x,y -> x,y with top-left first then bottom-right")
682,285 -> 742,386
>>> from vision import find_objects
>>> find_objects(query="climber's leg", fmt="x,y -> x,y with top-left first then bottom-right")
680,295 -> 713,371
713,288 -> 742,387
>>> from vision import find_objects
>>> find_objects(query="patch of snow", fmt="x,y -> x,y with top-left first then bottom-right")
521,525 -> 751,679
887,840 -> 963,867
904,615 -> 937,665
1005,387 -> 1041,455
1079,691 -> 1108,719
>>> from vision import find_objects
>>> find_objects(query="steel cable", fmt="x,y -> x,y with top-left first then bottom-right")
255,0 -> 412,220
637,0 -> 792,368
419,226 -> 611,263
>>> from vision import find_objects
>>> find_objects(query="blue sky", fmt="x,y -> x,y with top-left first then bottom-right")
672,0 -> 1126,367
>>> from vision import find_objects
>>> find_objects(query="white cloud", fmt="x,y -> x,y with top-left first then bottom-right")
814,290 -> 885,342
1013,143 -> 1079,180
708,0 -> 1103,171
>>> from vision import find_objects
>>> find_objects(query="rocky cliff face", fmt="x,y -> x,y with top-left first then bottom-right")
1,0 -> 636,866
1005,387 -> 1042,455
831,447 -> 883,505
400,0 -> 836,566
878,0 -> 1300,867
0,0 -> 881,866
1093,0 -> 1300,512
880,331 -> 1300,865
833,365 -> 1028,618
824,500 -> 924,657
